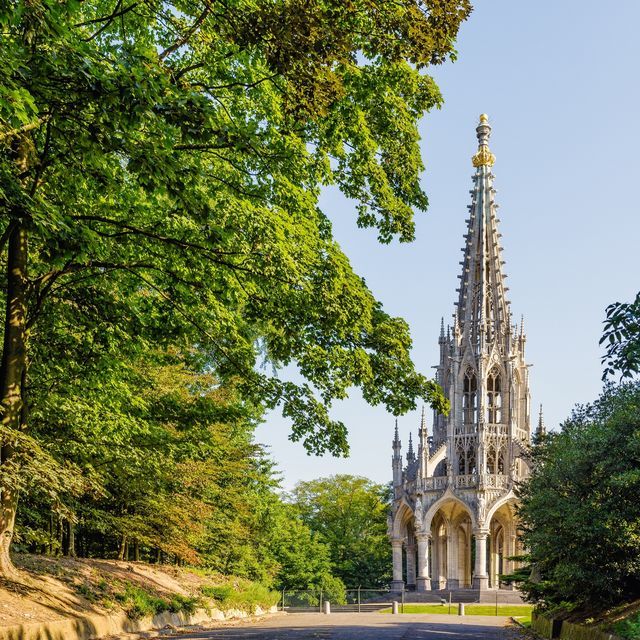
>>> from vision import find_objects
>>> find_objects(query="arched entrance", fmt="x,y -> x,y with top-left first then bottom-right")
487,499 -> 518,588
426,499 -> 474,590
390,503 -> 418,590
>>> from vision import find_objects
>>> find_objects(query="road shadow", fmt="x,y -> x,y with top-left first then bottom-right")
162,615 -> 513,640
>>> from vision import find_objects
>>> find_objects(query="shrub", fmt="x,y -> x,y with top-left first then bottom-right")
114,583 -> 197,619
518,383 -> 640,609
613,611 -> 640,640
201,579 -> 278,612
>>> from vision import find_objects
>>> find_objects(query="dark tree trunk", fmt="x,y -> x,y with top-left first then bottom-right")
118,535 -> 127,561
0,132 -> 32,575
65,521 -> 76,557
57,517 -> 63,556
48,512 -> 54,555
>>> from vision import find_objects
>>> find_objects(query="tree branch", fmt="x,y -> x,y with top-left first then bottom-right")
159,6 -> 210,60
0,117 -> 50,144
75,0 -> 137,26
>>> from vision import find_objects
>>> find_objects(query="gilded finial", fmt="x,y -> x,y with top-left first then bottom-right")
472,113 -> 495,167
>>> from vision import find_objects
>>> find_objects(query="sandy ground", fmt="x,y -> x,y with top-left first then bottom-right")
0,554 -> 210,628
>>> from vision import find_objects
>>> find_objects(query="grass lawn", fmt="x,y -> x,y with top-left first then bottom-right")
380,603 -> 533,622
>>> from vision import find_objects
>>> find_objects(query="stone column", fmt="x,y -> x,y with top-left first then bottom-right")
431,532 -> 442,590
391,538 -> 404,592
416,533 -> 431,591
406,544 -> 416,588
472,529 -> 489,590
505,531 -> 517,590
446,525 -> 460,590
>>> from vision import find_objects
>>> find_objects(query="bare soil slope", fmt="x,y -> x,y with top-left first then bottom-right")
0,554 -> 260,628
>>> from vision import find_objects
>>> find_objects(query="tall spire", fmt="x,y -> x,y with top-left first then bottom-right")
417,406 -> 429,479
406,432 -> 415,463
456,114 -> 511,350
536,404 -> 546,437
418,406 -> 428,445
393,418 -> 401,452
392,419 -> 403,488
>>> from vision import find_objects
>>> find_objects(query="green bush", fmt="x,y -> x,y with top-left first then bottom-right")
168,594 -> 199,614
75,583 -> 100,603
317,574 -> 347,605
200,580 -> 278,612
518,383 -> 640,609
114,582 -> 198,620
201,585 -> 234,601
115,583 -> 167,619
613,612 -> 640,640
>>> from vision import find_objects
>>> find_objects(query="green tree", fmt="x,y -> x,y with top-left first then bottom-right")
290,475 -> 391,587
602,291 -> 640,379
517,382 -> 640,609
17,341 -> 353,595
17,346 -> 264,564
0,0 -> 471,573
266,503 -> 345,601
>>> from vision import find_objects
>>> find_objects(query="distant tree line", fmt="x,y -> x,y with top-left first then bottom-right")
17,358 -> 392,596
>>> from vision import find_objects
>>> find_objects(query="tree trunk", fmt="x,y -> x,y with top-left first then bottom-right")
57,517 -> 63,556
118,535 -> 127,561
133,540 -> 139,562
66,521 -> 76,558
48,512 -> 54,555
0,222 -> 28,576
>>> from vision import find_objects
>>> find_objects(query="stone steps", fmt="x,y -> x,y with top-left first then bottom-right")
402,589 -> 525,604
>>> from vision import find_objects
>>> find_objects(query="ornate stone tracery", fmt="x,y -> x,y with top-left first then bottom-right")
389,116 -> 536,596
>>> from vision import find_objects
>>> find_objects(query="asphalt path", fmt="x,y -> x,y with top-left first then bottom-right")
155,612 -> 518,640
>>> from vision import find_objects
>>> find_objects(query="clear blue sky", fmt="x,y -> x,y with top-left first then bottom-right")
256,1 -> 640,489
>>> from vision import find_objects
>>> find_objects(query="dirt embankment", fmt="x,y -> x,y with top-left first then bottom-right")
0,554 -> 276,630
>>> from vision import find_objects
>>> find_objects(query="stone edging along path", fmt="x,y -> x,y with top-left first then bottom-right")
0,605 -> 279,640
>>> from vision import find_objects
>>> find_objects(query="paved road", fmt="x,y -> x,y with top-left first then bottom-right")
155,612 -> 518,640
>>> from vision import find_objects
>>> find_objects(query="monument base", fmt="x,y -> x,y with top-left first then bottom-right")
416,577 -> 431,592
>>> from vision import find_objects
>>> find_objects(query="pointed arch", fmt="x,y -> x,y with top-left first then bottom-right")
392,501 -> 414,538
497,446 -> 506,474
487,365 -> 502,423
486,445 -> 496,474
422,490 -> 477,533
429,441 -> 447,470
463,367 -> 477,425
485,491 -> 518,525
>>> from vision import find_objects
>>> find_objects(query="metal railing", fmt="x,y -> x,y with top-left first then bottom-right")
279,587 -> 522,614
279,588 -> 394,613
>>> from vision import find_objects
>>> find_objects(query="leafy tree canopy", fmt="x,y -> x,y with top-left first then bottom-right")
289,474 -> 391,587
517,382 -> 640,609
0,0 -> 471,571
602,292 -> 640,380
18,343 -> 347,596
0,0 -> 470,458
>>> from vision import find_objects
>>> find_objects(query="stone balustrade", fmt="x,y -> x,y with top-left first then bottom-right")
417,474 -> 510,492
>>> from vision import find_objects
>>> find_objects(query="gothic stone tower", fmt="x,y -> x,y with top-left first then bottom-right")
389,115 -> 532,595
